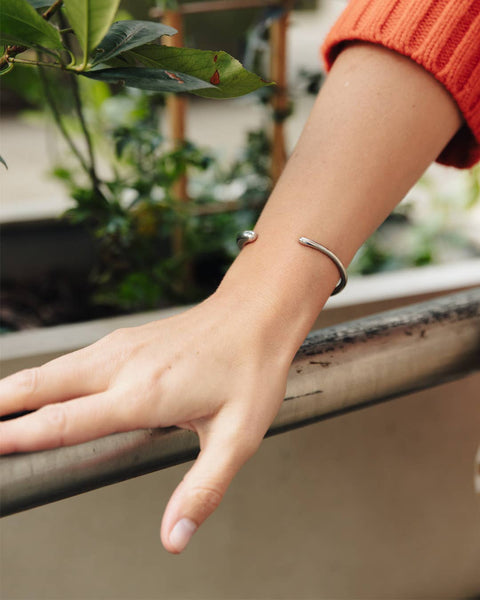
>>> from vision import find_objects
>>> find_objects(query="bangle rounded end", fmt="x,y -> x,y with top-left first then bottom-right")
236,230 -> 258,250
298,237 -> 347,295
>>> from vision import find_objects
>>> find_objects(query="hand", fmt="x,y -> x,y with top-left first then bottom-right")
0,288 -> 293,553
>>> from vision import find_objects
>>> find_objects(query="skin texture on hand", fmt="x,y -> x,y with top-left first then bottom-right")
0,290 -> 293,553
0,43 -> 462,553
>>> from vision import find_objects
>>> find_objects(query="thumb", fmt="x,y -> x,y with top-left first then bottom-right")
160,421 -> 256,554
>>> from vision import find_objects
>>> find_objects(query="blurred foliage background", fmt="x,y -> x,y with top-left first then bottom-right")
1,0 -> 479,332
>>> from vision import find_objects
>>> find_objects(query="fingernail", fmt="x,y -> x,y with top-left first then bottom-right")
169,518 -> 197,553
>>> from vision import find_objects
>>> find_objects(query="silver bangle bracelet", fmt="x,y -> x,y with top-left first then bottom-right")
236,230 -> 347,296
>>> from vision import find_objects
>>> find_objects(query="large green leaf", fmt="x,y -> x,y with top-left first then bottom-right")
91,20 -> 176,66
63,0 -> 121,63
114,45 -> 272,99
0,0 -> 63,49
81,67 -> 214,93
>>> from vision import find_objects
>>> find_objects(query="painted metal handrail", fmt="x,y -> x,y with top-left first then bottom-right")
1,288 -> 479,517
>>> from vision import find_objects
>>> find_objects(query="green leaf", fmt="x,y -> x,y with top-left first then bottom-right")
0,0 -> 63,49
63,0 -> 121,64
81,67 -> 214,93
117,45 -> 272,99
0,155 -> 8,169
91,20 -> 176,66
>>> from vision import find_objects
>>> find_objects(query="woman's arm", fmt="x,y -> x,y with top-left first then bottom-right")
220,42 -> 462,355
0,43 -> 461,554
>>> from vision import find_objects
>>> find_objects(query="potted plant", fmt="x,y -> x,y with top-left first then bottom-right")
0,0 -> 272,329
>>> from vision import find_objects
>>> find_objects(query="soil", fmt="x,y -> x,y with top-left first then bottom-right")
0,274 -> 125,333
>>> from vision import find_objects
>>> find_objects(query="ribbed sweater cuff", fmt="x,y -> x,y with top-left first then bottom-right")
322,0 -> 480,169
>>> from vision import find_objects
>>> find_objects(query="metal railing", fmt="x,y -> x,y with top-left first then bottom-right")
1,288 -> 479,517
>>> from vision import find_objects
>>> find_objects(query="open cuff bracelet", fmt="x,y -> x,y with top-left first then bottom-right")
236,230 -> 347,296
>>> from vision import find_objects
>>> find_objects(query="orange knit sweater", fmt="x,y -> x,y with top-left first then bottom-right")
322,0 -> 480,168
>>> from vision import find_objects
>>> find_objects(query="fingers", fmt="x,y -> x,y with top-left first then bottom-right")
160,418 -> 259,554
0,389 -> 129,454
0,347 -> 109,416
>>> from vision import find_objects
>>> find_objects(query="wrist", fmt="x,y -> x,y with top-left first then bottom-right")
214,232 -> 340,361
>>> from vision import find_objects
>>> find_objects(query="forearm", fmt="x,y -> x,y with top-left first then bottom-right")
218,43 -> 462,358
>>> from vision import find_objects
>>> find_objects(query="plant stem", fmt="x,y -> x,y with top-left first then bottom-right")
68,71 -> 101,191
8,57 -> 66,69
0,45 -> 27,72
38,64 -> 91,177
42,0 -> 64,21
57,8 -> 101,196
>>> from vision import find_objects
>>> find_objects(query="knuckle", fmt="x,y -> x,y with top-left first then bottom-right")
117,369 -> 163,415
143,368 -> 167,399
38,404 -> 67,446
111,327 -> 130,340
114,387 -> 142,427
12,368 -> 40,396
124,369 -> 166,422
224,423 -> 261,461
190,485 -> 223,514
99,327 -> 129,346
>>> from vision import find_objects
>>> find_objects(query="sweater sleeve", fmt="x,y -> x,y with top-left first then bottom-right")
321,0 -> 480,169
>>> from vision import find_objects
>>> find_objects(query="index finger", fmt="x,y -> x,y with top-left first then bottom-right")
0,388 -> 129,454
0,347 -> 109,416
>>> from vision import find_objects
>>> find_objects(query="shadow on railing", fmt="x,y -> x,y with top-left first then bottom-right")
1,288 -> 479,517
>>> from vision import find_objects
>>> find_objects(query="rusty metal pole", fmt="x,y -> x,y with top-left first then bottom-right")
1,288 -> 480,516
269,1 -> 290,185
